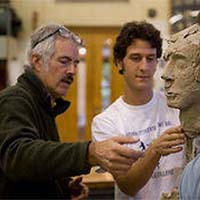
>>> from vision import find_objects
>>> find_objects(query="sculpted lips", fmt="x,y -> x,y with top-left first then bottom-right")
165,92 -> 177,100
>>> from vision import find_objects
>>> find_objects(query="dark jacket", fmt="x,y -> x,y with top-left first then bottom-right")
0,69 -> 91,199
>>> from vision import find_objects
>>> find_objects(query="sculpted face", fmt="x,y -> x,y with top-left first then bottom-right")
162,23 -> 200,110
162,45 -> 200,109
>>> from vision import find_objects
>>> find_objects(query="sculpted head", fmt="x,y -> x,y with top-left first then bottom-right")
162,23 -> 200,110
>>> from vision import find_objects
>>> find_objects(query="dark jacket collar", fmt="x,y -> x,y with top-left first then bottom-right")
17,68 -> 70,117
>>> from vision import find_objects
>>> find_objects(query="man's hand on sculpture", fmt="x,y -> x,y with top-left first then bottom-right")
88,136 -> 144,175
150,126 -> 186,156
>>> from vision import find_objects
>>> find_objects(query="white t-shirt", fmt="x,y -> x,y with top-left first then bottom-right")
92,91 -> 186,200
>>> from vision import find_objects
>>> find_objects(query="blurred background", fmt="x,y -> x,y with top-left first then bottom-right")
0,0 -> 199,198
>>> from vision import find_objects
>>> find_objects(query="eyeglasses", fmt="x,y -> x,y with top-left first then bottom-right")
31,27 -> 82,49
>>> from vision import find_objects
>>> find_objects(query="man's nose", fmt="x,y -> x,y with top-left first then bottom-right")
140,58 -> 149,70
67,63 -> 77,75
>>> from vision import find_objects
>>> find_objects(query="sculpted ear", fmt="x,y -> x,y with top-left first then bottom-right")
194,65 -> 200,83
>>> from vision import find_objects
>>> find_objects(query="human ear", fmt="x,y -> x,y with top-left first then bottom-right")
31,54 -> 42,71
117,61 -> 124,75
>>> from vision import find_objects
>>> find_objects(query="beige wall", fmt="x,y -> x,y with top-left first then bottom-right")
11,0 -> 170,36
9,0 -> 170,63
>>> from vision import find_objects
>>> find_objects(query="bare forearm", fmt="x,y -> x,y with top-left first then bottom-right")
114,126 -> 185,196
115,146 -> 160,196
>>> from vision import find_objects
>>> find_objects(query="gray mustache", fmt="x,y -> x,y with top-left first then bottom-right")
62,75 -> 74,84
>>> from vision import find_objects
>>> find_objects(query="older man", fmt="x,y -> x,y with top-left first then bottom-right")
0,23 -> 143,199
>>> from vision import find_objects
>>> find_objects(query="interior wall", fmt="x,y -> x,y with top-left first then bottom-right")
10,0 -> 170,57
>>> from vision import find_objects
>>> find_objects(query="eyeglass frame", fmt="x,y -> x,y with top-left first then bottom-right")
31,27 -> 82,49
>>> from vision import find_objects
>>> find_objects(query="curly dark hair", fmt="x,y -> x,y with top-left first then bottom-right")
113,21 -> 162,74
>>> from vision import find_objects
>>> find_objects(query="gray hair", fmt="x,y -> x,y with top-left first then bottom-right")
25,23 -> 82,70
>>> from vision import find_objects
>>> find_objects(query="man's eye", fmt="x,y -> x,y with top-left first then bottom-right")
74,61 -> 80,68
60,60 -> 70,65
130,57 -> 141,62
147,57 -> 155,62
73,63 -> 78,68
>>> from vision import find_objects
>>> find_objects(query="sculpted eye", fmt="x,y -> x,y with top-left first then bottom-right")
172,54 -> 187,69
175,59 -> 187,69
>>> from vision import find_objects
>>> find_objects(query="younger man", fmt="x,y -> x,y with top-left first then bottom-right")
92,21 -> 186,199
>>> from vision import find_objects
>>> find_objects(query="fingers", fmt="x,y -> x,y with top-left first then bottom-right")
69,177 -> 84,197
163,126 -> 182,134
163,128 -> 186,144
155,146 -> 183,156
70,177 -> 89,200
99,147 -> 143,175
100,157 -> 132,175
71,183 -> 89,200
164,127 -> 186,139
88,136 -> 143,170
159,126 -> 186,142
77,184 -> 89,199
102,142 -> 143,174
73,176 -> 83,185
152,127 -> 186,156
112,153 -> 141,165
108,160 -> 135,172
115,144 -> 144,159
113,136 -> 143,159
69,176 -> 82,188
112,136 -> 140,144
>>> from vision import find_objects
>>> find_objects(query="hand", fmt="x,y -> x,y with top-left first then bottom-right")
69,176 -> 89,200
88,136 -> 144,175
150,126 -> 186,156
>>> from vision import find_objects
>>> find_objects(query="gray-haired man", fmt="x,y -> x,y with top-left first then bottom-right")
0,23 -> 142,199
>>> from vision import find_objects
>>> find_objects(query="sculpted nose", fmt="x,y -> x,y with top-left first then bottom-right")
161,74 -> 174,89
161,74 -> 172,81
